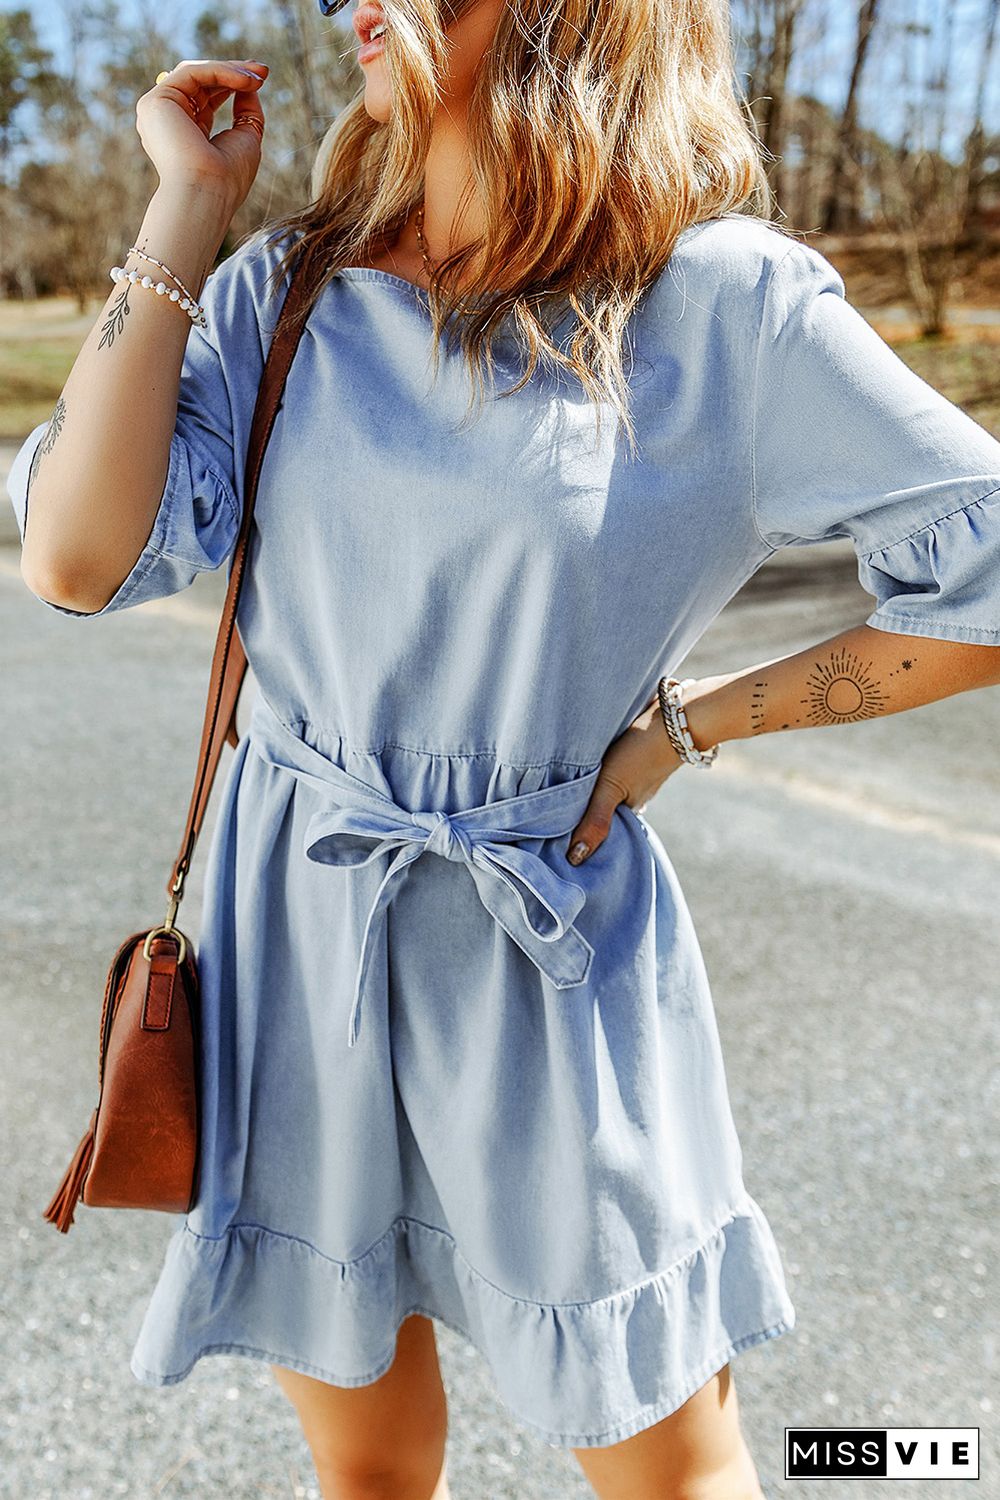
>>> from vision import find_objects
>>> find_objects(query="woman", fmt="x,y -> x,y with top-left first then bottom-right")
10,0 -> 1000,1495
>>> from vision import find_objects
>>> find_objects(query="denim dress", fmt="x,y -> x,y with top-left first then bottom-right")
9,212 -> 1000,1449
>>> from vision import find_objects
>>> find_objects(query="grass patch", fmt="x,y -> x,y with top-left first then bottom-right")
0,295 -> 104,439
0,338 -> 94,438
900,336 -> 1000,435
1,294 -> 998,440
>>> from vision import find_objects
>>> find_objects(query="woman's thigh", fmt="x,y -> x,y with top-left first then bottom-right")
270,1313 -> 449,1495
571,1363 -> 765,1500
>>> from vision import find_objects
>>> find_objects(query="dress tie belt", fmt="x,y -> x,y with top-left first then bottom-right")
247,696 -> 601,1048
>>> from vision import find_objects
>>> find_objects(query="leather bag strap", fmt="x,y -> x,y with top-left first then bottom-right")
165,242 -> 319,908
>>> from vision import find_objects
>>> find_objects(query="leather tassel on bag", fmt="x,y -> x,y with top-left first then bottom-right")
43,1109 -> 98,1233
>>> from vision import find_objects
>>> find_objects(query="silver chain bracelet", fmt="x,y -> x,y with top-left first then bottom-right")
656,676 -> 720,768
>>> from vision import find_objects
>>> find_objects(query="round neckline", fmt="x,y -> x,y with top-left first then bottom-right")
332,267 -> 492,314
330,264 -> 572,346
334,266 -> 433,296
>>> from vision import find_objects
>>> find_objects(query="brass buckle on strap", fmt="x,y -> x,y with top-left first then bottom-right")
142,871 -> 188,963
142,925 -> 188,965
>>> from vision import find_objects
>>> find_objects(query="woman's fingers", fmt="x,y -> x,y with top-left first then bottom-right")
141,63 -> 269,134
567,771 -> 633,866
154,59 -> 268,92
136,58 -> 268,206
227,79 -> 267,114
204,84 -> 237,104
565,699 -> 686,865
177,86 -> 241,141
150,60 -> 265,117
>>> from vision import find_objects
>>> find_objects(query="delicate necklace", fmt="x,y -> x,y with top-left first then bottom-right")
413,204 -> 436,286
414,203 -> 478,316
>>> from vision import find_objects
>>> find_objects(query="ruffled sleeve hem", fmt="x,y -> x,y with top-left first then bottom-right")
859,483 -> 1000,646
5,422 -> 239,620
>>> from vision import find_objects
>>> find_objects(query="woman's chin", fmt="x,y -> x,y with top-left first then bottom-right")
358,52 -> 392,122
361,60 -> 392,122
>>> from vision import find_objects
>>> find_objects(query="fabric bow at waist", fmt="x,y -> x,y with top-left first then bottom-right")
247,696 -> 600,1048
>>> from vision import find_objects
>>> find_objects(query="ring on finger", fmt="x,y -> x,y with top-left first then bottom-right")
233,113 -> 264,137
154,68 -> 200,115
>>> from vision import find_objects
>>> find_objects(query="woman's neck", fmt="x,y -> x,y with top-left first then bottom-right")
378,113 -> 486,289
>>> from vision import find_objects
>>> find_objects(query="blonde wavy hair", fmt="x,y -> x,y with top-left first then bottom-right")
258,0 -> 784,456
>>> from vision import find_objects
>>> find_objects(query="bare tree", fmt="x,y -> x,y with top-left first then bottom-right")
0,8 -> 62,184
874,1 -> 978,336
820,0 -> 881,233
754,0 -> 808,212
964,0 -> 1000,228
0,10 -> 65,298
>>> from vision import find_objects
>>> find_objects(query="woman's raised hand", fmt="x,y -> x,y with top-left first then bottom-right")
135,59 -> 269,213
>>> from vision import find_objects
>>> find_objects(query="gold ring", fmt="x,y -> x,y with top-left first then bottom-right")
233,113 -> 264,136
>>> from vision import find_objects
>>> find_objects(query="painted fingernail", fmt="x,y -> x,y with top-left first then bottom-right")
568,841 -> 590,865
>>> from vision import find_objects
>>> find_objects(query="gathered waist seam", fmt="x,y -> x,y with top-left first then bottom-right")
259,705 -> 602,772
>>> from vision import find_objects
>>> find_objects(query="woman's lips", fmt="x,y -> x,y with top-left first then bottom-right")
353,2 -> 387,61
358,31 -> 385,63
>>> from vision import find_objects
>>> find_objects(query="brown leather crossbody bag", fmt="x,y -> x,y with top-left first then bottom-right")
44,241 -> 320,1232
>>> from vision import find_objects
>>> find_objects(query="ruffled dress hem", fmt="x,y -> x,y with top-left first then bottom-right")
129,1192 -> 796,1450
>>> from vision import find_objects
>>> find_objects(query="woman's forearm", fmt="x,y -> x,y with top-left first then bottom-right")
20,179 -> 235,613
682,623 -> 1000,750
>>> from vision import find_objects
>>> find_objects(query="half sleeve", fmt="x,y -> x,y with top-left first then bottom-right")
5,242 -> 269,620
751,240 -> 1000,645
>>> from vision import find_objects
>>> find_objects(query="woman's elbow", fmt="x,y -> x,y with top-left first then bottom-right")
19,550 -> 117,615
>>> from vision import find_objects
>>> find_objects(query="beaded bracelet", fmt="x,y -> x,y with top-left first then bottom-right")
656,676 -> 720,769
125,244 -> 201,310
108,263 -> 207,328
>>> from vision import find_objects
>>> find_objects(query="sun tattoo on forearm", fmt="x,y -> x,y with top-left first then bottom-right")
802,647 -> 890,724
749,646 -> 915,732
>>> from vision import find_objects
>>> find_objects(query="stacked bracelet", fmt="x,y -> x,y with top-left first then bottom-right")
108,257 -> 207,328
125,245 -> 201,310
656,676 -> 720,768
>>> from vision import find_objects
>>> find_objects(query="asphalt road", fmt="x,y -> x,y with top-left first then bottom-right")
1,536 -> 996,1500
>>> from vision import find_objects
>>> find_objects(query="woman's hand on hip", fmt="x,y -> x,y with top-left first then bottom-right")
566,698 -> 684,865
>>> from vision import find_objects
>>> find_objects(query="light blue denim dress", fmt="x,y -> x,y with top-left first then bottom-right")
9,213 -> 1000,1448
